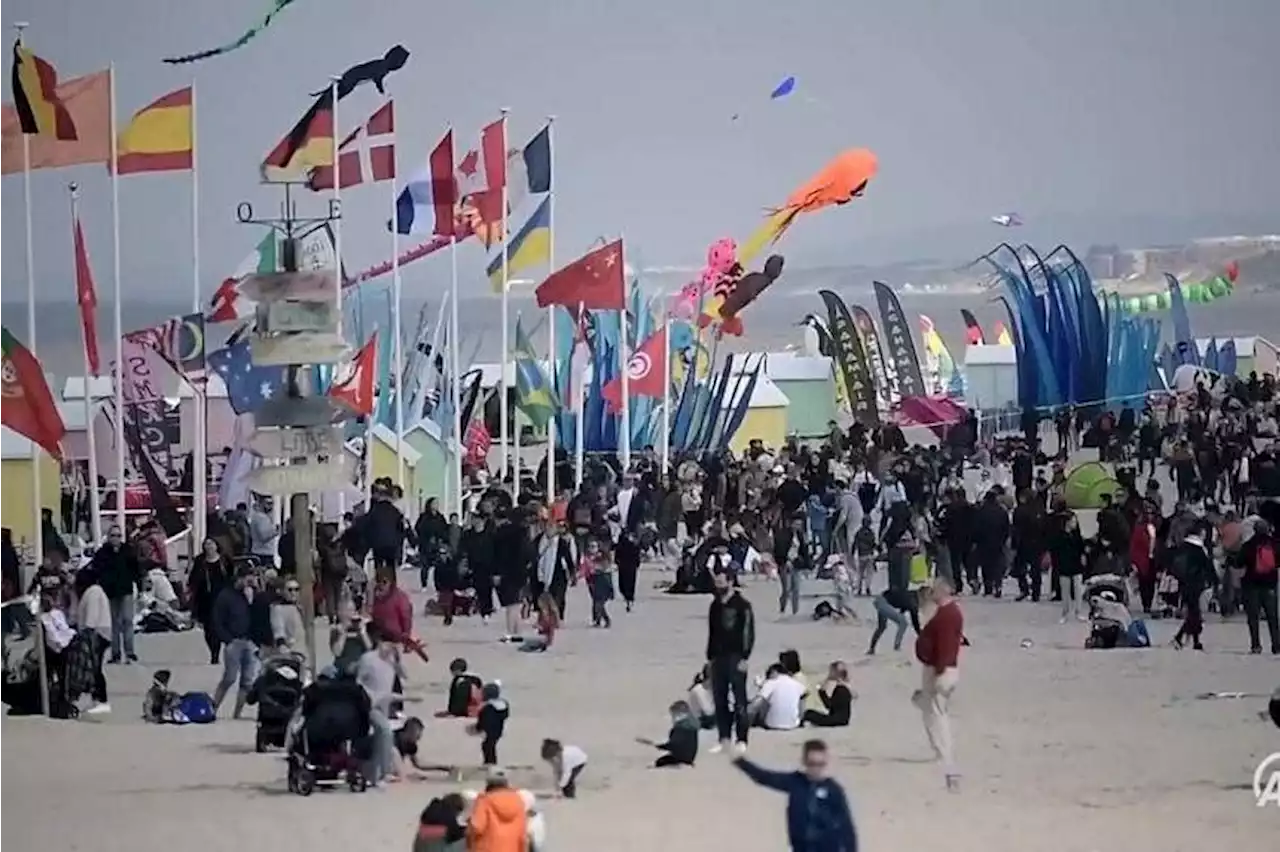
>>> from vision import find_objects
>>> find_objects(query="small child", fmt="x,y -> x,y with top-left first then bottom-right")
829,555 -> 857,620
579,539 -> 614,628
442,657 -> 483,718
469,682 -> 508,767
520,592 -> 561,652
393,716 -> 428,774
648,700 -> 699,768
142,670 -> 179,723
853,517 -> 878,595
540,738 -> 589,798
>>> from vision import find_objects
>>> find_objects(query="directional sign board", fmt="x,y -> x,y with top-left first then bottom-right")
247,457 -> 353,494
251,333 -> 350,367
249,424 -> 346,459
239,269 -> 338,304
255,301 -> 340,335
254,396 -> 348,429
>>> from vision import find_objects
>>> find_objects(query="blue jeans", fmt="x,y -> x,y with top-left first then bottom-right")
778,569 -> 801,615
108,595 -> 135,659
217,638 -> 260,696
869,594 -> 908,652
366,708 -> 396,783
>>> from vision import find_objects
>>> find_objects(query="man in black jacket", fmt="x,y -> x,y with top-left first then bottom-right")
362,486 -> 413,573
974,490 -> 1011,597
1011,489 -> 1047,602
460,514 -> 498,621
706,569 -> 755,754
90,526 -> 143,664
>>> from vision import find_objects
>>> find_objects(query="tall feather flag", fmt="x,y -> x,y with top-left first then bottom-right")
513,315 -> 557,429
73,210 -> 101,376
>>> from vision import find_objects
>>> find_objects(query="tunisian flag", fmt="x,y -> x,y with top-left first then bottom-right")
329,332 -> 378,416
73,214 -> 102,375
603,326 -> 667,413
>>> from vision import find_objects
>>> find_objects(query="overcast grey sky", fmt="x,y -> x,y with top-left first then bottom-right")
3,0 -> 1278,305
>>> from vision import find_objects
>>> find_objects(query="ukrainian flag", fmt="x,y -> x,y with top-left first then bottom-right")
488,195 -> 551,292
513,315 -> 558,429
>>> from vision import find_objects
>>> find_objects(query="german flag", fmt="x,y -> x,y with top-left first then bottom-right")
261,98 -> 335,182
10,41 -> 77,139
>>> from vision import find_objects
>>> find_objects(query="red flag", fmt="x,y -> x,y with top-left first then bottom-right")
603,326 -> 667,412
73,215 -> 101,376
329,333 -> 378,416
464,420 -> 491,468
308,101 -> 396,191
535,240 -> 626,310
1,327 -> 66,459
1225,260 -> 1239,283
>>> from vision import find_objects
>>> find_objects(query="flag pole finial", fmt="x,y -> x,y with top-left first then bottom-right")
69,182 -> 80,198
13,21 -> 28,42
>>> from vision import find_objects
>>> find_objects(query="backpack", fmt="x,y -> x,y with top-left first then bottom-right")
178,691 -> 217,724
1255,541 -> 1277,578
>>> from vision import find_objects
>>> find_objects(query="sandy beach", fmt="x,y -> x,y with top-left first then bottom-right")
3,558 -> 1276,851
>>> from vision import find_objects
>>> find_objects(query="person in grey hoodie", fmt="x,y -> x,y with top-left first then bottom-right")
356,626 -> 404,785
211,567 -> 260,718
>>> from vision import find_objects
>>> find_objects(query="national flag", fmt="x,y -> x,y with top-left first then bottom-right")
391,129 -> 456,236
309,100 -> 395,191
1,67 -> 109,174
454,118 -> 507,247
9,42 -> 76,138
207,336 -> 287,415
329,332 -> 378,417
113,86 -> 193,174
208,231 -> 277,321
993,320 -> 1013,346
73,214 -> 102,376
505,124 -> 551,211
261,100 -> 335,182
131,313 -> 207,380
602,326 -> 667,412
464,419 -> 491,468
487,195 -> 550,291
513,315 -> 557,429
1,326 -> 66,458
535,240 -> 626,311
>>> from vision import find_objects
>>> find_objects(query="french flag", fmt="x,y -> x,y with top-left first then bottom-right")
391,129 -> 457,236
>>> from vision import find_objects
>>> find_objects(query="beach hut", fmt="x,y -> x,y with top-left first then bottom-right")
361,423 -> 421,509
403,420 -> 465,514
722,374 -> 790,454
1,429 -> 61,549
761,352 -> 839,438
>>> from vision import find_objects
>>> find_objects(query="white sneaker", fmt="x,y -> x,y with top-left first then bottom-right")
1058,616 -> 1068,624
1076,614 -> 1088,622
708,741 -> 729,754
86,702 -> 111,715
733,741 -> 748,755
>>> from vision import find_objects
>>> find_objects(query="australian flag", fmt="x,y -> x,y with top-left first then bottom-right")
207,334 -> 287,415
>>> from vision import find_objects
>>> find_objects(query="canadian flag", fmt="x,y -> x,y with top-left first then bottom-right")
603,326 -> 667,412
308,101 -> 396,191
329,332 -> 378,416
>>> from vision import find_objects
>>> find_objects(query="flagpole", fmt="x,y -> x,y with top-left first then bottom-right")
190,79 -> 206,548
69,184 -> 104,545
574,299 -> 585,489
544,116 -> 557,505
331,76 -> 346,519
110,63 -> 127,532
660,303 -> 671,481
498,107 -> 511,487
450,237 -> 463,515
15,39 -> 43,569
389,96 -> 405,499
619,240 -> 631,472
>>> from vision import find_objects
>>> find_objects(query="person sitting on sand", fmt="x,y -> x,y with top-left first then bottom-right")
442,657 -> 483,718
802,662 -> 854,728
519,592 -> 560,652
747,663 -> 806,731
540,738 -> 589,798
640,699 -> 700,768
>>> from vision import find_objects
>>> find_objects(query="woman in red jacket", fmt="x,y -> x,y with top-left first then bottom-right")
1129,508 -> 1157,614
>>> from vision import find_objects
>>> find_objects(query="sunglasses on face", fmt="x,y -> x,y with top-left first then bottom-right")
285,584 -> 300,592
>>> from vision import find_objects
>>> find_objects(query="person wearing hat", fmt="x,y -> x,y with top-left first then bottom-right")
210,565 -> 260,718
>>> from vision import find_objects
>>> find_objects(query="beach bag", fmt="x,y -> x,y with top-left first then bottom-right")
178,691 -> 217,724
909,553 -> 930,586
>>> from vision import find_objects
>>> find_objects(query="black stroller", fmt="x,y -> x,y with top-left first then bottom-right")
246,652 -> 306,752
286,676 -> 372,796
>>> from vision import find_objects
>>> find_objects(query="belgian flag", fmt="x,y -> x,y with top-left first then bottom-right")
10,41 -> 77,139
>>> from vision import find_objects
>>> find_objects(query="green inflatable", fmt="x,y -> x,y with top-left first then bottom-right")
1063,461 -> 1122,510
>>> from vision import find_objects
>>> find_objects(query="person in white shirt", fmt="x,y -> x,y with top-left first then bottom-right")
540,739 -> 589,799
75,569 -> 113,713
748,664 -> 806,730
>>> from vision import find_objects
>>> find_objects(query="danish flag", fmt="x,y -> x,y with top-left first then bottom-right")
308,101 -> 396,191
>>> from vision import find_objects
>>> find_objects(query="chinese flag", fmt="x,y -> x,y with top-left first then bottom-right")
535,240 -> 626,311
329,332 -> 378,416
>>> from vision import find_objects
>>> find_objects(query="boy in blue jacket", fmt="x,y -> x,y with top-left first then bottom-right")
734,739 -> 858,852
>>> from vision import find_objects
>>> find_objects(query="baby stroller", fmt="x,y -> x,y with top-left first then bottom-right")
247,651 -> 306,752
287,675 -> 372,796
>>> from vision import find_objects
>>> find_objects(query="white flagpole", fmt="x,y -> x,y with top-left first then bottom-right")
450,237 -> 463,514
16,32 -> 42,564
660,305 -> 671,479
574,299 -> 585,488
330,76 -> 346,517
69,184 -> 104,545
190,79 -> 206,547
544,117 -> 556,505
498,108 -> 511,485
389,97 -> 405,497
619,241 -> 631,472
110,63 -> 127,532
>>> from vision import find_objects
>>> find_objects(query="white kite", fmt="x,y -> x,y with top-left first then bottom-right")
990,213 -> 1023,227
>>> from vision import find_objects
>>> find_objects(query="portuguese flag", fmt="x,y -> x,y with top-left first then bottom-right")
1,327 -> 66,459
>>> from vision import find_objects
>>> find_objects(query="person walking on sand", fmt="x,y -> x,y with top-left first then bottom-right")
733,739 -> 858,852
912,575 -> 964,792
706,569 -> 755,754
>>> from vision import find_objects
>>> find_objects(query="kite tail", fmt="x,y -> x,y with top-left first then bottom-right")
161,0 -> 296,65
739,209 -> 795,266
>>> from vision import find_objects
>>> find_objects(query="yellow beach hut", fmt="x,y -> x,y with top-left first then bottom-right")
2,428 -> 61,552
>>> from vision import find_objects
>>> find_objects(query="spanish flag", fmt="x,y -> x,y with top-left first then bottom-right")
114,86 -> 193,174
9,41 -> 76,139
261,99 -> 335,182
